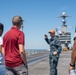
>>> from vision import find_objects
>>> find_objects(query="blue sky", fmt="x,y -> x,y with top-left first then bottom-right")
0,0 -> 76,49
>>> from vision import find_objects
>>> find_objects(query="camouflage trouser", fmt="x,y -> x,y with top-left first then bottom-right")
49,57 -> 59,75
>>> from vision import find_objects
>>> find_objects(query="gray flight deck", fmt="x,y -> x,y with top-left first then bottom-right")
28,50 -> 71,75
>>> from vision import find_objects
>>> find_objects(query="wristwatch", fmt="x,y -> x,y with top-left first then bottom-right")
70,63 -> 75,67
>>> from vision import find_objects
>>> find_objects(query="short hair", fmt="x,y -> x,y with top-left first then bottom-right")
12,16 -> 23,25
73,37 -> 76,41
0,23 -> 4,31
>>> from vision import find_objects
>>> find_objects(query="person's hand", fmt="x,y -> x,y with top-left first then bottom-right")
53,51 -> 57,56
44,34 -> 48,38
69,66 -> 74,74
25,64 -> 28,75
25,64 -> 28,70
27,68 -> 28,75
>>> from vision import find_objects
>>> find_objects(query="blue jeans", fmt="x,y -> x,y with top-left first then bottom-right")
0,65 -> 7,75
49,57 -> 59,75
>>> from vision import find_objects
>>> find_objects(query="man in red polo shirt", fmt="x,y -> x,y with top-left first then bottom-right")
2,16 -> 28,75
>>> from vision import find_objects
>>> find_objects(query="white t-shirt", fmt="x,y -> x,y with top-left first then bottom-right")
0,37 -> 3,45
0,37 -> 4,64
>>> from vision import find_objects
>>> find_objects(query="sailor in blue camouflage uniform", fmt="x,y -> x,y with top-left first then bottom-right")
44,29 -> 62,75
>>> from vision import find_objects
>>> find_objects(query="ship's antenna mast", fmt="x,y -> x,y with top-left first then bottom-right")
61,12 -> 68,26
59,12 -> 69,33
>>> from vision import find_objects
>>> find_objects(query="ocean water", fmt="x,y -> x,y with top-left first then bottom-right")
26,49 -> 48,55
